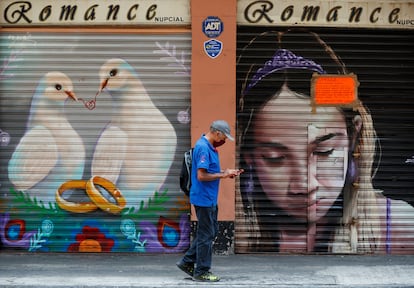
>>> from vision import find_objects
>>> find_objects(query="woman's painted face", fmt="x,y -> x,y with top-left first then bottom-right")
248,86 -> 349,223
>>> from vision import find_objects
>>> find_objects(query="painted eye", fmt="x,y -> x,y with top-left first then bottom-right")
314,148 -> 334,156
55,84 -> 62,91
262,155 -> 285,164
109,69 -> 118,77
255,146 -> 286,165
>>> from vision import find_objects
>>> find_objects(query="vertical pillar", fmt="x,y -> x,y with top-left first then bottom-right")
191,0 -> 237,221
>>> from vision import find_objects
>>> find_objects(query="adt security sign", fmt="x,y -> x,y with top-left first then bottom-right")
202,16 -> 223,38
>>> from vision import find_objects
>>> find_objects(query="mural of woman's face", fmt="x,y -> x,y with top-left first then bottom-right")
246,85 -> 349,223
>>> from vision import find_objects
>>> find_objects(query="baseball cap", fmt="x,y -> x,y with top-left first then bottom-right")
211,120 -> 234,141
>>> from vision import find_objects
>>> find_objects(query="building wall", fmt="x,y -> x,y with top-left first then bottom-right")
1,0 -> 414,255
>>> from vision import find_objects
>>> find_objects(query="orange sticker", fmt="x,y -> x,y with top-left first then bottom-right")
313,75 -> 357,105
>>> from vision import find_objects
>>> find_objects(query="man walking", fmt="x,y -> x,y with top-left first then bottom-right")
176,120 -> 243,282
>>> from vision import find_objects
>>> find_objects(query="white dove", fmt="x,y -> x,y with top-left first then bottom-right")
8,72 -> 85,207
92,58 -> 177,209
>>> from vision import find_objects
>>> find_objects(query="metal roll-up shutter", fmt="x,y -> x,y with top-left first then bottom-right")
0,30 -> 191,253
235,26 -> 414,254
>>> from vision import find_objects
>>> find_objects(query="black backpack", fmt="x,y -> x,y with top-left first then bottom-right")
179,148 -> 193,196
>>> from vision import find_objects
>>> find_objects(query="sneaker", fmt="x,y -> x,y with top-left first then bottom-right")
176,261 -> 194,277
193,271 -> 220,282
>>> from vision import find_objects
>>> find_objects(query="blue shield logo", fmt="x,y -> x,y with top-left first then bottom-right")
204,39 -> 223,59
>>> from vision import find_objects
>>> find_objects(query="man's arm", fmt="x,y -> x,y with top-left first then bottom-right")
197,168 -> 243,181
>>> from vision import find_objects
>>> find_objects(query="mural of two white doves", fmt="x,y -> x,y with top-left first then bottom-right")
8,59 -> 177,210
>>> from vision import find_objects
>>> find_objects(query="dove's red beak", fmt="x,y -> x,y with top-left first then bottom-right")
97,78 -> 109,96
65,91 -> 78,102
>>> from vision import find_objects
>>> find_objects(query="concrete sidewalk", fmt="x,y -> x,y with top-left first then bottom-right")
0,252 -> 414,287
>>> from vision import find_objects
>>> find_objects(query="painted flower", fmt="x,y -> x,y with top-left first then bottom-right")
28,219 -> 55,252
139,214 -> 190,253
67,222 -> 115,252
0,129 -> 10,146
120,218 -> 147,252
177,110 -> 190,124
41,219 -> 54,237
0,213 -> 36,248
120,219 -> 136,238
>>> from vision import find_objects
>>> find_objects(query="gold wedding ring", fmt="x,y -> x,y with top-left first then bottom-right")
55,180 -> 99,213
56,177 -> 126,214
85,176 -> 126,214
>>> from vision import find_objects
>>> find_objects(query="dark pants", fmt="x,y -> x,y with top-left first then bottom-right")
181,205 -> 218,276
